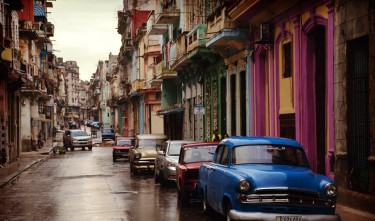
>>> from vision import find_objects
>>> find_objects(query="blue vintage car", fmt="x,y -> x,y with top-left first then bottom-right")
197,136 -> 340,221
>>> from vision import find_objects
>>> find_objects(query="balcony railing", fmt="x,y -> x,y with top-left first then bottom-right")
155,60 -> 177,79
170,32 -> 188,68
147,12 -> 168,35
187,24 -> 207,52
154,3 -> 180,25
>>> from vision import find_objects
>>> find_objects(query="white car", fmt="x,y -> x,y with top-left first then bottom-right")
154,140 -> 196,185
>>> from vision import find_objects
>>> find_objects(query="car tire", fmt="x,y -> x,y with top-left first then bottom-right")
203,193 -> 213,214
159,171 -> 167,186
70,147 -> 74,151
154,170 -> 160,183
88,146 -> 92,151
113,156 -> 116,162
179,190 -> 190,206
225,201 -> 233,221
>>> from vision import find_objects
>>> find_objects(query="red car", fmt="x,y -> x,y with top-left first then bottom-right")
176,142 -> 219,205
112,137 -> 135,162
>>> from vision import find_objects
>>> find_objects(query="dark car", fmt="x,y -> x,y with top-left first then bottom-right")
176,142 -> 218,205
197,136 -> 340,221
113,137 -> 135,162
102,128 -> 115,141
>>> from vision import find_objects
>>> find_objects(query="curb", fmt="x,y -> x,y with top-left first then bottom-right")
0,158 -> 44,189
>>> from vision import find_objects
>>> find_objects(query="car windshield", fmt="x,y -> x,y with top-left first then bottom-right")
232,145 -> 310,167
116,140 -> 133,146
137,139 -> 166,149
168,143 -> 185,156
103,129 -> 114,133
71,131 -> 89,137
183,145 -> 217,163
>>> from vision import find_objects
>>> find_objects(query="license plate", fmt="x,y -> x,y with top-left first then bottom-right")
276,216 -> 302,221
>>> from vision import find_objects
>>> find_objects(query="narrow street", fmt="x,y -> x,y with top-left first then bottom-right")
0,133 -> 220,221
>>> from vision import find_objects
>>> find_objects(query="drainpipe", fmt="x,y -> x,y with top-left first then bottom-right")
246,43 -> 253,136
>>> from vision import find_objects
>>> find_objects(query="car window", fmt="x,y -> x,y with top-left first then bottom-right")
103,129 -> 114,133
116,140 -> 133,146
220,146 -> 229,165
168,143 -> 183,156
214,145 -> 224,164
232,145 -> 310,167
71,131 -> 89,137
137,139 -> 166,149
183,145 -> 217,163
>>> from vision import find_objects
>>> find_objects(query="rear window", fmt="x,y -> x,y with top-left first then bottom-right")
116,139 -> 134,146
71,131 -> 89,137
183,145 -> 217,163
103,129 -> 114,133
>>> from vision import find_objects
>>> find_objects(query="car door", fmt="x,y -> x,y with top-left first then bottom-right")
206,145 -> 230,212
155,141 -> 167,172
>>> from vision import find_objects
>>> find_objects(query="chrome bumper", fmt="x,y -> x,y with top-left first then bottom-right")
229,211 -> 341,221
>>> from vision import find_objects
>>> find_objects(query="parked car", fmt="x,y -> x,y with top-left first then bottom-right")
87,121 -> 100,129
176,142 -> 218,205
102,128 -> 116,141
129,134 -> 167,174
197,136 -> 340,221
155,140 -> 196,185
112,137 -> 135,162
63,129 -> 93,151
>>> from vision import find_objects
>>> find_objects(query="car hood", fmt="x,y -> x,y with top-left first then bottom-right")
233,164 -> 323,192
167,156 -> 179,164
113,145 -> 132,150
72,136 -> 91,140
185,162 -> 211,170
135,148 -> 157,158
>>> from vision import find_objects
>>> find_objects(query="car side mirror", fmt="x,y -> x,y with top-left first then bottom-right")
157,150 -> 165,156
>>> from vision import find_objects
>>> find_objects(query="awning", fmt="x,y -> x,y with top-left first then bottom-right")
157,108 -> 185,115
34,4 -> 45,17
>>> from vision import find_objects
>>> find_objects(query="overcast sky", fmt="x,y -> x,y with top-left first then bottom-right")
49,0 -> 123,81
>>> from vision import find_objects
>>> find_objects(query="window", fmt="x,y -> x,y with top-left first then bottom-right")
214,145 -> 224,164
220,146 -> 229,165
283,42 -> 292,78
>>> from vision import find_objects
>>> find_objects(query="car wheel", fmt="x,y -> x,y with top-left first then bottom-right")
113,156 -> 116,162
159,171 -> 167,186
179,190 -> 190,206
225,201 -> 233,221
70,147 -> 74,151
154,170 -> 160,183
88,146 -> 92,151
203,193 -> 212,214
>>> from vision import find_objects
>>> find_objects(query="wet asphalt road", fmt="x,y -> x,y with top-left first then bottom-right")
0,145 -> 223,221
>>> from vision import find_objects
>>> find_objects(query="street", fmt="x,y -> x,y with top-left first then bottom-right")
0,141 -> 221,221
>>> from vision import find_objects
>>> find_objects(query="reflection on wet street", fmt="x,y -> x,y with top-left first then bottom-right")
0,147 -> 222,221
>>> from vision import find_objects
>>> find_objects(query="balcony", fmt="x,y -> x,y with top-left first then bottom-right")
170,32 -> 191,71
117,10 -> 131,34
155,60 -> 177,79
206,7 -> 248,54
131,79 -> 146,92
147,65 -> 162,87
147,12 -> 168,36
19,20 -> 38,40
45,22 -> 54,37
187,24 -> 208,52
124,39 -> 133,51
33,22 -> 46,41
154,5 -> 180,25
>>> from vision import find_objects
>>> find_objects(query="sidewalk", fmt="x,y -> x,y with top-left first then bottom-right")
0,138 -> 374,220
0,135 -> 57,189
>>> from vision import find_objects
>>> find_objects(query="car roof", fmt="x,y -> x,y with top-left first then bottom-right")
221,136 -> 304,150
68,129 -> 84,132
182,142 -> 219,149
167,140 -> 196,144
136,134 -> 167,139
116,136 -> 134,140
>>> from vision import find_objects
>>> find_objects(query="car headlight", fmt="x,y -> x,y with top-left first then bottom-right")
135,153 -> 142,160
167,162 -> 176,167
73,139 -> 79,144
238,179 -> 251,193
325,183 -> 337,197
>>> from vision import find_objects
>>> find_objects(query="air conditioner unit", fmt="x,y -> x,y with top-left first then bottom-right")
254,23 -> 272,44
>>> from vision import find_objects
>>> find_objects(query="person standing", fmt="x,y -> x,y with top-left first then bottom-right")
211,129 -> 222,142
